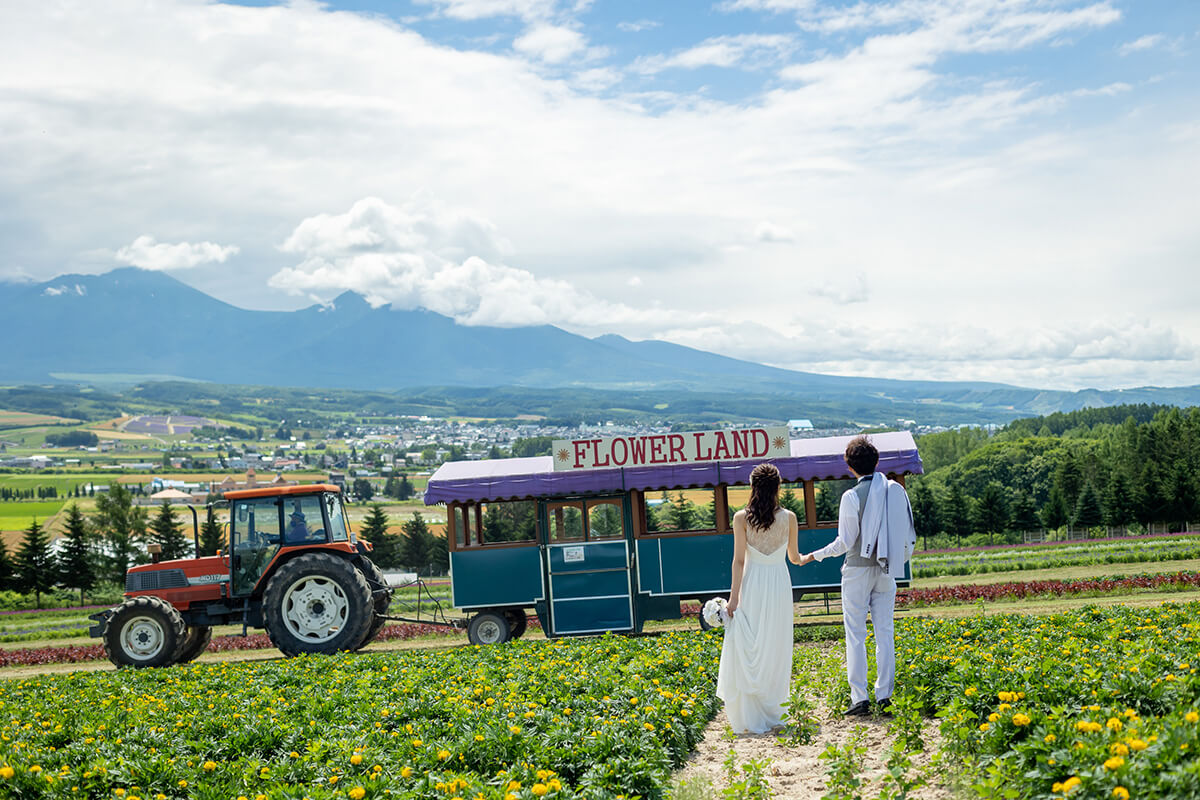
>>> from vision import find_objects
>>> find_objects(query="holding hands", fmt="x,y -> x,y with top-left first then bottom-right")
793,553 -> 816,567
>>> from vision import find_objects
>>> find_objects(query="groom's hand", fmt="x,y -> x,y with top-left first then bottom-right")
797,553 -> 815,566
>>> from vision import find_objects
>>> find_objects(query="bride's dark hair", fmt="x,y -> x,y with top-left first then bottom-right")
746,463 -> 781,531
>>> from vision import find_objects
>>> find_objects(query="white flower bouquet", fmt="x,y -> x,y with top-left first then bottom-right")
702,597 -> 729,628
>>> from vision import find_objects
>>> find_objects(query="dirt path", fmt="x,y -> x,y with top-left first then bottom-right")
675,643 -> 953,799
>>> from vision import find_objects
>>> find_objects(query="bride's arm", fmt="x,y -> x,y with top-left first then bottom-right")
728,510 -> 747,616
786,510 -> 802,564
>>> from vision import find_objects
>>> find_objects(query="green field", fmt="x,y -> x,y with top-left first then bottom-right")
0,500 -> 66,530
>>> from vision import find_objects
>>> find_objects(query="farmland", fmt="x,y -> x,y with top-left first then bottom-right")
0,632 -> 720,799
0,500 -> 65,530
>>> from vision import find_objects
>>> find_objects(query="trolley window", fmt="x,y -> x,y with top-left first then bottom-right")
480,500 -> 537,544
644,489 -> 720,534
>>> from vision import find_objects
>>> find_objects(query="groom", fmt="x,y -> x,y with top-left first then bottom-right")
796,435 -> 916,716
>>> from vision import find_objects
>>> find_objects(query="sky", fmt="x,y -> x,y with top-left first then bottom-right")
2,0 -> 1198,391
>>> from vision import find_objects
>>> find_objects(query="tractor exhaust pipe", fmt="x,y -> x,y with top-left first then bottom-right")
187,505 -> 199,556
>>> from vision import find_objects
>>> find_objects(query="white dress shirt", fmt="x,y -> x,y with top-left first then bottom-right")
812,486 -> 863,562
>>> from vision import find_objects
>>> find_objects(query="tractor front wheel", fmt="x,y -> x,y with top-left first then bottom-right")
103,596 -> 186,668
263,553 -> 374,657
174,624 -> 213,664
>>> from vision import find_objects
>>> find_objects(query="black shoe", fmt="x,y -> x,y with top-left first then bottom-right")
844,701 -> 870,717
877,698 -> 893,716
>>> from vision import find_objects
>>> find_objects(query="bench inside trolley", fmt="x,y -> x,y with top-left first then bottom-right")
423,431 -> 922,644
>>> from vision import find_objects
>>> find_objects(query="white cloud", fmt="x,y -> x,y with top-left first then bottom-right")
755,221 -> 795,243
415,0 -> 556,21
513,24 -> 587,64
634,34 -> 794,74
1119,34 -> 1164,55
617,19 -> 660,33
270,197 -> 704,330
572,67 -> 621,91
43,283 -> 85,297
115,236 -> 239,271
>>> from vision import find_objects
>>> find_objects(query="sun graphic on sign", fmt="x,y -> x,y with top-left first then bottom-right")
772,436 -> 787,450
556,448 -> 571,462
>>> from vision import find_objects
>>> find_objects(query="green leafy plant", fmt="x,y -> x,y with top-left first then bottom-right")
819,725 -> 868,800
722,748 -> 774,800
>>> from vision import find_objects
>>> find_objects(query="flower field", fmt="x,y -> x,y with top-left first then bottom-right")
0,631 -> 721,799
893,602 -> 1200,798
898,570 -> 1200,607
912,534 -> 1200,578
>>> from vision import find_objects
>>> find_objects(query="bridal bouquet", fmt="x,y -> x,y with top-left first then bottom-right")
702,597 -> 729,628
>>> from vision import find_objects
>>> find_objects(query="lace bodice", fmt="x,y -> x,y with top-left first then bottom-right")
745,508 -> 791,556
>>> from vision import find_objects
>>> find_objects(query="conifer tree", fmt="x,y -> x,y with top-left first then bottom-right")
1102,470 -> 1136,529
199,507 -> 224,556
0,538 -> 14,591
150,502 -> 191,560
779,486 -> 804,519
360,504 -> 402,568
402,512 -> 434,574
1072,482 -> 1104,531
15,520 -> 56,608
57,503 -> 96,605
93,483 -> 147,583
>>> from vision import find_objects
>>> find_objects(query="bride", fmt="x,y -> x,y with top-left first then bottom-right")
716,463 -> 802,733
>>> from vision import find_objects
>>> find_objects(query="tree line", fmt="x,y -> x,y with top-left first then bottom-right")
908,404 -> 1200,547
354,505 -> 448,575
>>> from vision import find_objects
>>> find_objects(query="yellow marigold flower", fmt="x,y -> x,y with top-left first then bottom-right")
1129,739 -> 1147,751
1013,714 -> 1031,727
965,687 -> 977,696
1104,756 -> 1125,770
507,781 -> 522,792
1110,743 -> 1129,756
0,767 -> 12,780
979,723 -> 990,732
1187,711 -> 1199,724
290,751 -> 300,758
1113,788 -> 1129,800
437,750 -> 451,761
988,713 -> 1000,723
998,703 -> 1012,712
1107,718 -> 1123,732
532,784 -> 549,796
411,739 -> 423,747
349,790 -> 365,800
351,754 -> 363,766
400,767 -> 413,779
1063,776 -> 1081,792
644,722 -> 655,731
114,790 -> 125,798
177,781 -> 187,789
549,779 -> 562,791
1045,733 -> 1057,743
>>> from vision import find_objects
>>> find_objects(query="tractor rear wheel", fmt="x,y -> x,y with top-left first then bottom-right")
263,553 -> 374,657
103,596 -> 186,668
355,558 -> 392,650
174,624 -> 213,664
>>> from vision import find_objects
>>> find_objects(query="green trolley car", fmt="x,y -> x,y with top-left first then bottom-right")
423,430 -> 922,644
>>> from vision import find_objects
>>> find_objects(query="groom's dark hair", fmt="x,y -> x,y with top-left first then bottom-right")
844,435 -> 878,475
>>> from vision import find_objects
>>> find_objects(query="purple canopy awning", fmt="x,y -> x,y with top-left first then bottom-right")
423,431 -> 922,505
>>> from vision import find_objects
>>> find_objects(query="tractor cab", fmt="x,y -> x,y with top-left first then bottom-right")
227,485 -> 354,595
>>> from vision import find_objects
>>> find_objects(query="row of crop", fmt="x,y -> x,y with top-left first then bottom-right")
0,631 -> 722,799
892,602 -> 1200,798
898,570 -> 1200,607
913,535 -> 1200,578
0,622 -> 459,668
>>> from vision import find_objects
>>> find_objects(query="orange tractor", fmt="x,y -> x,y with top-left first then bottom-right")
88,484 -> 392,667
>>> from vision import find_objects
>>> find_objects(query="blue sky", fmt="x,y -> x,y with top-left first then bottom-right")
1,0 -> 1198,390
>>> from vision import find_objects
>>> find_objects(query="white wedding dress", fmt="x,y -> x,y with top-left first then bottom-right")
716,508 -> 795,733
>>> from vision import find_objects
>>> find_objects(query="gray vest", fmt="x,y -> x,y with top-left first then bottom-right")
843,478 -> 879,567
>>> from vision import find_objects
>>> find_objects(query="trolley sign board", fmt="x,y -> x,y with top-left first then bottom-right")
552,426 -> 790,471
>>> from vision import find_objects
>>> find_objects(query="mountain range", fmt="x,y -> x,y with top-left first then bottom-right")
4,267 -> 1199,425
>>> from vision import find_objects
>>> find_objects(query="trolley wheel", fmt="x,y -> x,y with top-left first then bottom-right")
698,599 -> 716,632
263,552 -> 374,657
102,596 -> 186,668
355,557 -> 393,650
174,624 -> 213,663
504,608 -> 528,639
467,610 -> 511,645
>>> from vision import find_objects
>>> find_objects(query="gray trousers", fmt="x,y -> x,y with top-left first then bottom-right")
841,564 -> 897,705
